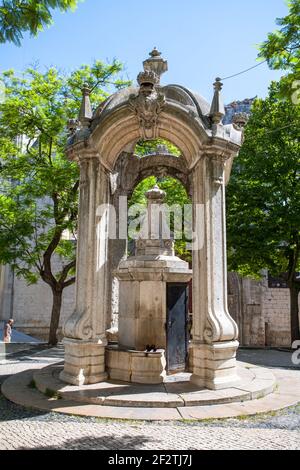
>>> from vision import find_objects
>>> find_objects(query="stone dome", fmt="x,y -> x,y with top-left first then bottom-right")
92,83 -> 211,129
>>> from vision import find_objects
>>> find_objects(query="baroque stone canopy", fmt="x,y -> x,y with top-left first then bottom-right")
61,48 -> 243,389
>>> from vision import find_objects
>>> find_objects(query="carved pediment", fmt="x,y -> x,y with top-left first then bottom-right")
129,87 -> 165,140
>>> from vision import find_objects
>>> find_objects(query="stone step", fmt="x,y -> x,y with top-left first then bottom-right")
32,363 -> 276,408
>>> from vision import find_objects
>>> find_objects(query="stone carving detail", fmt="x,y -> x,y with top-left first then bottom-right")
129,67 -> 166,140
63,309 -> 93,340
109,172 -> 118,195
129,86 -> 165,140
232,112 -> 249,130
203,316 -> 222,343
211,155 -> 226,186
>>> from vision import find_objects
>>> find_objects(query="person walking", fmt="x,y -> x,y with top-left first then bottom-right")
3,319 -> 14,343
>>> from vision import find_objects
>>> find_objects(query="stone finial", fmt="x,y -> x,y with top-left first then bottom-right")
136,185 -> 174,256
150,47 -> 161,57
79,83 -> 93,127
232,112 -> 249,129
67,118 -> 78,135
143,47 -> 168,81
209,77 -> 225,125
145,184 -> 166,203
137,69 -> 159,87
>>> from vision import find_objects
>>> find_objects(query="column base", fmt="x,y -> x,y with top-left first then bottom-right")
190,340 -> 240,390
60,338 -> 107,386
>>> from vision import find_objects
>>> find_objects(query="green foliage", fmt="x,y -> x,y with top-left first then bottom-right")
226,82 -> 300,282
259,0 -> 300,98
28,379 -> 36,389
0,61 -> 128,289
44,387 -> 61,399
135,139 -> 181,157
0,0 -> 81,45
130,176 -> 157,207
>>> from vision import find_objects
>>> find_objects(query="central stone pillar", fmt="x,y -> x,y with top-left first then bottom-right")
107,186 -> 192,383
60,150 -> 110,385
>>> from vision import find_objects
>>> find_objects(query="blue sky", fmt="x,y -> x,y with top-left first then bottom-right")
0,0 -> 288,104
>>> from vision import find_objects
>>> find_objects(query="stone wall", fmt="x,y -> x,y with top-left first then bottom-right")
0,262 -> 75,341
0,265 -> 13,319
262,288 -> 292,347
228,271 -> 300,348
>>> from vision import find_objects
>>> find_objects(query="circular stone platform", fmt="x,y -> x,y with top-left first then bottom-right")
33,363 -> 276,408
3,362 -> 300,421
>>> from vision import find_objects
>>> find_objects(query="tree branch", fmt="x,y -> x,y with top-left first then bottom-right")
62,276 -> 76,289
58,259 -> 76,285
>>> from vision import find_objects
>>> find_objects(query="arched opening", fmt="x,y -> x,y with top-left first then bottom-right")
110,172 -> 193,375
125,175 -> 193,373
128,175 -> 191,264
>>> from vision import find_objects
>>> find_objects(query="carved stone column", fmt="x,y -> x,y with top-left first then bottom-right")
60,154 -> 110,385
190,153 -> 239,389
106,188 -> 128,335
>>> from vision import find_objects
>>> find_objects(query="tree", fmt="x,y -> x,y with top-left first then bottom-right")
226,82 -> 300,343
259,0 -> 300,99
0,0 -> 81,45
0,61 -> 129,345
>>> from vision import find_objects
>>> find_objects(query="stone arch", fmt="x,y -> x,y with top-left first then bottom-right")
89,103 -> 209,171
111,151 -> 190,198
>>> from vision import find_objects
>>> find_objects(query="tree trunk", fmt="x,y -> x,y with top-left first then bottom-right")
48,288 -> 63,346
289,283 -> 300,344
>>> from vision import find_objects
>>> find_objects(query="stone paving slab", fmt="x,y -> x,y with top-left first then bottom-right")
233,379 -> 276,399
179,388 -> 251,406
104,392 -> 184,408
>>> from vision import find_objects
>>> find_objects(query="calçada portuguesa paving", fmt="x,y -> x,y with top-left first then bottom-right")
0,344 -> 299,450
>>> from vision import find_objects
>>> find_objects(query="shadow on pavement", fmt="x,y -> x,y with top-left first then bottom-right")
19,434 -> 154,450
0,393 -> 49,421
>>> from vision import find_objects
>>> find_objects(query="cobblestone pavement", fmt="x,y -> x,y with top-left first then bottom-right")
0,347 -> 299,450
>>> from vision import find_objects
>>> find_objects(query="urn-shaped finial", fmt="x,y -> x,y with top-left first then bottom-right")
209,77 -> 225,125
143,47 -> 168,81
145,184 -> 166,204
79,83 -> 93,127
